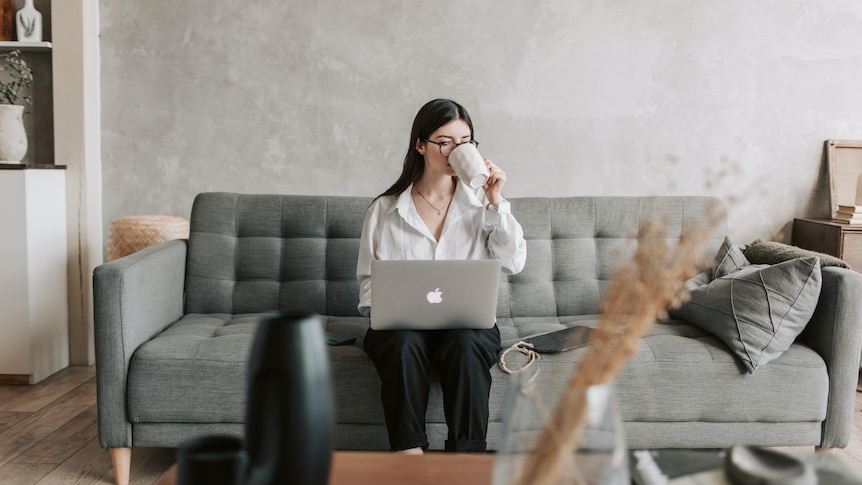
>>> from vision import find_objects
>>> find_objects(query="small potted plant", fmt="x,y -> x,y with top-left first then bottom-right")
0,49 -> 32,163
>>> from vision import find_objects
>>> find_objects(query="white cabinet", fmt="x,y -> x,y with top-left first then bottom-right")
0,164 -> 68,384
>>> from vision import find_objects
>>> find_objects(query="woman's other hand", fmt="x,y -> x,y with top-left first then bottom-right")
483,159 -> 506,206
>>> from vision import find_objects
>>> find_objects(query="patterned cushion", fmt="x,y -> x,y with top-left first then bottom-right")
671,240 -> 822,374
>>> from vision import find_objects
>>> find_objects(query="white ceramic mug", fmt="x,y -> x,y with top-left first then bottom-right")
448,143 -> 489,188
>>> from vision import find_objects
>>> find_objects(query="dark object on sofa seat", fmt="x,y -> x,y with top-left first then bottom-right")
326,331 -> 357,346
524,325 -> 593,353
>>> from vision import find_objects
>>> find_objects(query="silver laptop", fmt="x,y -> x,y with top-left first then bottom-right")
370,259 -> 501,330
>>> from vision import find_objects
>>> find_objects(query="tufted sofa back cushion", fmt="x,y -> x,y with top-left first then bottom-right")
184,193 -> 726,318
185,193 -> 371,316
495,197 -> 726,319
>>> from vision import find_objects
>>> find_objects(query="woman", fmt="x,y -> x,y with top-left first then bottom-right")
356,98 -> 527,454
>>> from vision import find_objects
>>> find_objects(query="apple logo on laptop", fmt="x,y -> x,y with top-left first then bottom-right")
426,288 -> 443,304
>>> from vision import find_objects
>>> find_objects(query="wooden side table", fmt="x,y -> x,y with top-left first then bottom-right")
792,218 -> 862,272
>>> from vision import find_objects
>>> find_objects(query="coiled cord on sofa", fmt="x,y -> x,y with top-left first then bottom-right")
499,341 -> 541,384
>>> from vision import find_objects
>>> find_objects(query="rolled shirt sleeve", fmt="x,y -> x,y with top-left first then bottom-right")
484,200 -> 526,275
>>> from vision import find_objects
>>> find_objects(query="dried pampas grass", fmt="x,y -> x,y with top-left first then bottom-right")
515,204 -> 723,485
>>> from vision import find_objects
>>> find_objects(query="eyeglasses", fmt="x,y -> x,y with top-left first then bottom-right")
423,139 -> 479,157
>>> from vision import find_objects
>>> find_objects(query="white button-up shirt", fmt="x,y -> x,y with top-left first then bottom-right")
356,182 -> 527,316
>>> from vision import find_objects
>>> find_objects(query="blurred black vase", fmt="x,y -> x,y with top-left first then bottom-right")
243,314 -> 335,485
176,314 -> 334,485
176,434 -> 247,485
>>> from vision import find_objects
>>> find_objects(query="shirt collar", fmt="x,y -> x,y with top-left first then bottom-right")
389,185 -> 414,216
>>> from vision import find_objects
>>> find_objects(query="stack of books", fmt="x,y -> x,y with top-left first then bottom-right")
833,204 -> 862,225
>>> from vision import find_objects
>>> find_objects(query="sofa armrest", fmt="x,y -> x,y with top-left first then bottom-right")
93,239 -> 187,448
796,266 -> 862,448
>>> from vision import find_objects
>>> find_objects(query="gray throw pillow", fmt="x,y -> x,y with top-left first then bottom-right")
683,237 -> 748,291
671,248 -> 822,374
743,239 -> 849,269
712,236 -> 749,279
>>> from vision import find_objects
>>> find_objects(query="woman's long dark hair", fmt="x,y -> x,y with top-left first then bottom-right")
377,99 -> 474,198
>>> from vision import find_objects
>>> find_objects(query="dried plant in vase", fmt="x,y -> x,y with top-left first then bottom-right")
514,203 -> 724,485
0,49 -> 32,105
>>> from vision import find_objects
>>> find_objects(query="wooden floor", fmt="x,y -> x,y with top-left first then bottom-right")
1,365 -> 862,484
0,366 -> 174,485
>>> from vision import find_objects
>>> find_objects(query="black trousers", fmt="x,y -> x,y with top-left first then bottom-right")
363,325 -> 501,452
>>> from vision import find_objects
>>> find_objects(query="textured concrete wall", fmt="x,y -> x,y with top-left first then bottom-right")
100,1 -> 862,243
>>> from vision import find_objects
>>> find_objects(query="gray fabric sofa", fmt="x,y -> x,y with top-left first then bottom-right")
94,192 -> 862,481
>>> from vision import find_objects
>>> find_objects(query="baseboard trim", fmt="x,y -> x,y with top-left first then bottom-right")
0,374 -> 31,385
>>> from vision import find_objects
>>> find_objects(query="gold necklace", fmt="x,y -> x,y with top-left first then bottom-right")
415,189 -> 453,216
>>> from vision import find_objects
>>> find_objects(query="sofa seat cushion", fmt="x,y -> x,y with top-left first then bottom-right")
129,314 -> 828,429
617,319 -> 828,422
127,313 -> 373,423
490,317 -> 828,425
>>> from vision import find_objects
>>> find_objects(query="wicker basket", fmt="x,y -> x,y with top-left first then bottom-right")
107,215 -> 190,261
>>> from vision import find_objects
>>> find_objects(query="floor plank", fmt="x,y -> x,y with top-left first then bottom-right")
128,448 -> 175,485
0,463 -> 57,485
35,436 -> 114,485
0,371 -> 97,468
837,420 -> 862,478
0,411 -> 31,435
12,404 -> 97,465
0,384 -> 31,408
1,367 -> 95,413
0,405 -> 92,467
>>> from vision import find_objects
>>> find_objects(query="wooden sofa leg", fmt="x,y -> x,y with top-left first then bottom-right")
815,446 -> 837,454
110,447 -> 131,485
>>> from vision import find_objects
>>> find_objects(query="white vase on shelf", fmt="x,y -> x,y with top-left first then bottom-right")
0,104 -> 27,162
15,0 -> 41,43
